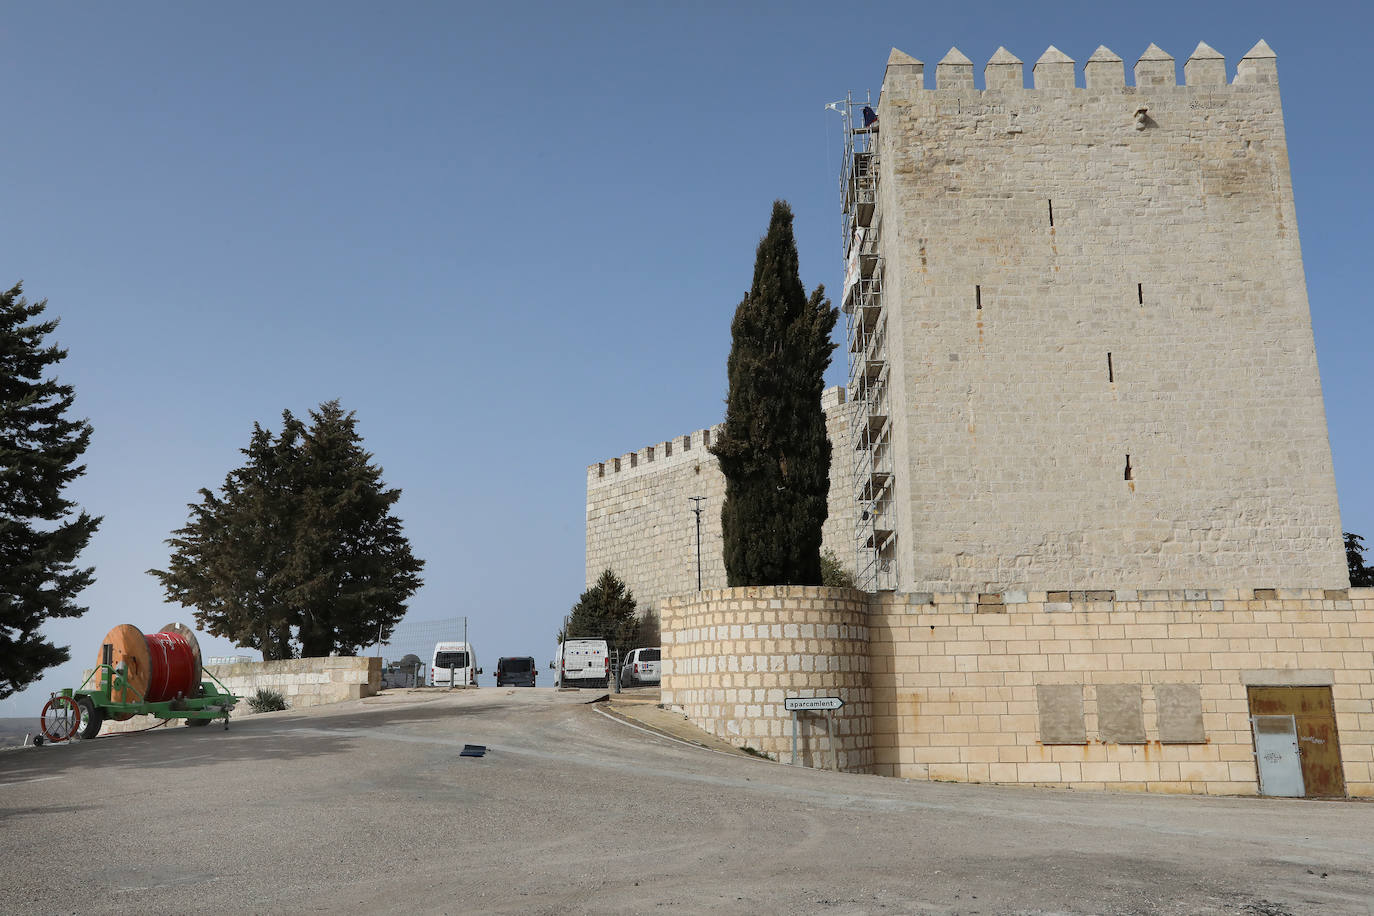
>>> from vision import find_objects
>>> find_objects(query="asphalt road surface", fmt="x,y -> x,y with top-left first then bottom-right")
2,689 -> 1371,915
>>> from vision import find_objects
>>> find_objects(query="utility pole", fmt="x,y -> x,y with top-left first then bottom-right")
689,496 -> 706,591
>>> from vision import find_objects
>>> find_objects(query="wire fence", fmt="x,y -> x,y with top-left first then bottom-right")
359,615 -> 472,686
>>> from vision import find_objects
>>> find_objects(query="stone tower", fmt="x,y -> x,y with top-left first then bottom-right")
842,41 -> 1347,592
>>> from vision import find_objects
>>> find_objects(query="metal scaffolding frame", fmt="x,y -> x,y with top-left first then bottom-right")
838,91 -> 897,592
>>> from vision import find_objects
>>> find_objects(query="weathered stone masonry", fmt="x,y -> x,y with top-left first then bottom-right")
663,585 -> 1374,795
585,387 -> 857,618
873,40 -> 1346,592
596,41 -> 1372,797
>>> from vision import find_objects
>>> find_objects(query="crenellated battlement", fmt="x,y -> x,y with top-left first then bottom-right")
587,386 -> 849,482
586,422 -> 724,482
882,40 -> 1278,95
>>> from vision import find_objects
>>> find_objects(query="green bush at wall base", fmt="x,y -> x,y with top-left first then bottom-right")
247,688 -> 288,713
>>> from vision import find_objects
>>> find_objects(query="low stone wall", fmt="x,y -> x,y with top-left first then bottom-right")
94,656 -> 382,734
870,588 -> 1374,796
663,584 -> 1374,796
207,655 -> 382,707
661,586 -> 873,771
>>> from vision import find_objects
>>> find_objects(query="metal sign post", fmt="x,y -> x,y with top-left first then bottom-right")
784,696 -> 844,767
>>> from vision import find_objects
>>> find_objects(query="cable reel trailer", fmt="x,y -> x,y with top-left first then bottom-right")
36,622 -> 238,745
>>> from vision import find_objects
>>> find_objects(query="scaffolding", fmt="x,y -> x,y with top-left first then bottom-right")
839,91 -> 897,592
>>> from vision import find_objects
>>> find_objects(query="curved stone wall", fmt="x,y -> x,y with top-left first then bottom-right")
661,585 -> 872,772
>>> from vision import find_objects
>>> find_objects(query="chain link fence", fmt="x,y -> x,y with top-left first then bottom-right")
361,615 -> 471,688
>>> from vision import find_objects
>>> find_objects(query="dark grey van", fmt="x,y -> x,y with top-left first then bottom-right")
495,656 -> 537,687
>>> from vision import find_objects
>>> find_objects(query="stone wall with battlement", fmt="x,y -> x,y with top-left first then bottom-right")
585,387 -> 858,618
873,41 -> 1347,592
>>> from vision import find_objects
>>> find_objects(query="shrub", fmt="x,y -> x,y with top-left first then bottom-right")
820,550 -> 857,589
246,687 -> 288,713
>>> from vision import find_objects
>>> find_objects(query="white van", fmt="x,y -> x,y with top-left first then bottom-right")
620,647 -> 661,687
431,642 -> 480,687
554,638 -> 609,688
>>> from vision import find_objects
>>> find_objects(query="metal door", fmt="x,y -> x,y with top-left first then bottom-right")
1248,686 -> 1346,797
1251,715 -> 1304,797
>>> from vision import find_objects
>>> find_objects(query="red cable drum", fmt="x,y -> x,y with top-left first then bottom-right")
94,623 -> 205,717
144,630 -> 199,702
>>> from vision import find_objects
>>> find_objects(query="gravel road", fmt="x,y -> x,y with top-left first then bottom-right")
1,688 -> 1370,915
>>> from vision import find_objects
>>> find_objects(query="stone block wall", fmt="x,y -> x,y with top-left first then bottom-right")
874,43 -> 1347,592
586,388 -> 858,619
207,655 -> 383,708
661,586 -> 873,771
661,585 -> 1374,795
869,588 -> 1374,795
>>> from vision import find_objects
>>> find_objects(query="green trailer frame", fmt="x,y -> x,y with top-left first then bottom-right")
39,651 -> 239,743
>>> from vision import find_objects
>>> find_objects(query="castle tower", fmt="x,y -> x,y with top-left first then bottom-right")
842,41 -> 1348,592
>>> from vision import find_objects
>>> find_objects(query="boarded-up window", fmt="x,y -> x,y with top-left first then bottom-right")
1156,683 -> 1205,744
1097,684 -> 1145,744
1036,684 -> 1086,744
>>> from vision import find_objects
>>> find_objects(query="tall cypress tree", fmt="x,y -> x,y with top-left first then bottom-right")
0,283 -> 102,698
711,201 -> 838,586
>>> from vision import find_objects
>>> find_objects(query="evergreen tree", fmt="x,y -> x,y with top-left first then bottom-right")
150,401 -> 423,658
635,607 -> 661,650
561,569 -> 640,659
150,420 -> 299,659
0,283 -> 101,698
289,401 -> 424,657
711,201 -> 838,586
1348,532 -> 1374,588
820,549 -> 857,589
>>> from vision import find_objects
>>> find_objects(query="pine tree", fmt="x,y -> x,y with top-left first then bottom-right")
560,569 -> 640,659
711,201 -> 838,586
150,401 -> 423,658
0,283 -> 102,698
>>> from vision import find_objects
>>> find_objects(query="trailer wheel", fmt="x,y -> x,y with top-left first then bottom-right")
186,717 -> 210,727
40,696 -> 80,742
76,696 -> 104,739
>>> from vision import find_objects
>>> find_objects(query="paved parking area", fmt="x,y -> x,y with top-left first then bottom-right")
2,687 -> 1371,914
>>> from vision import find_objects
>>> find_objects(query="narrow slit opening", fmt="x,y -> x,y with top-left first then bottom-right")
1124,454 -> 1133,481
1107,352 -> 1114,383
1137,283 -> 1143,305
975,285 -> 982,310
1048,199 -> 1054,227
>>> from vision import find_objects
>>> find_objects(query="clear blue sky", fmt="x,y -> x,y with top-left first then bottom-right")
4,2 -> 1371,714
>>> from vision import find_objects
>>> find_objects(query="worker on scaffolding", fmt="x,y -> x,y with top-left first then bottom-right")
862,105 -> 878,131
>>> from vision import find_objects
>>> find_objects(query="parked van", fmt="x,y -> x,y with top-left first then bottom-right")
431,642 -> 480,687
620,647 -> 661,687
495,656 -> 537,687
554,638 -> 609,688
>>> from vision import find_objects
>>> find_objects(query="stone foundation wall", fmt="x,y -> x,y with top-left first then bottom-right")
661,586 -> 873,771
870,588 -> 1374,796
662,585 -> 1374,795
